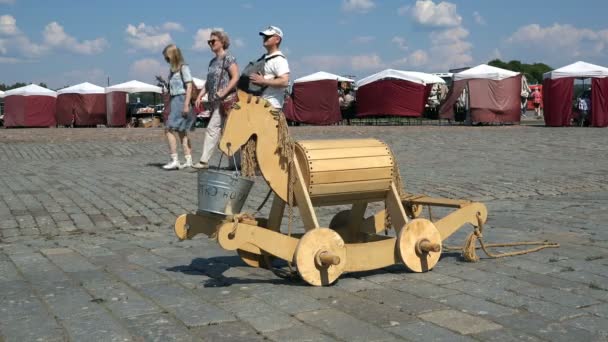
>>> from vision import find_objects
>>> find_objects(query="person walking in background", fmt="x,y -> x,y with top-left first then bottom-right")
162,44 -> 195,170
532,88 -> 542,118
577,94 -> 589,127
249,25 -> 290,110
192,30 -> 239,169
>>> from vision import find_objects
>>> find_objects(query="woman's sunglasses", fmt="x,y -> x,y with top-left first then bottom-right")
207,39 -> 217,46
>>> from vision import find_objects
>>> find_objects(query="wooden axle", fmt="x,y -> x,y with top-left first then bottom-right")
316,251 -> 341,267
417,239 -> 441,254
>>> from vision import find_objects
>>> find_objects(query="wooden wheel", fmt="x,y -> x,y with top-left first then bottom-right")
294,228 -> 347,286
403,203 -> 423,219
398,219 -> 442,273
174,214 -> 188,240
329,210 -> 350,229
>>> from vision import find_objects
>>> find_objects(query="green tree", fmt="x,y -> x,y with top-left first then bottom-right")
488,59 -> 552,84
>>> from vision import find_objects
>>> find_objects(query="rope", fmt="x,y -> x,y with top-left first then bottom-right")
444,212 -> 560,262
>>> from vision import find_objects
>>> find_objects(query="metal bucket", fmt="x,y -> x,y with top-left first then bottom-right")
197,169 -> 254,216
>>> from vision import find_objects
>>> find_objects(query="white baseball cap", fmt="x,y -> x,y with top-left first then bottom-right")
259,25 -> 283,38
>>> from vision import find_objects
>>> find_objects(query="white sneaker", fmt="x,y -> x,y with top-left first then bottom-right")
162,159 -> 180,170
180,159 -> 193,169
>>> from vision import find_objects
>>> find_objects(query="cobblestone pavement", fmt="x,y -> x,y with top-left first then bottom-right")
1,126 -> 607,341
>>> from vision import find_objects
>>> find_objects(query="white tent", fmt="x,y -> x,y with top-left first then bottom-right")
454,64 -> 519,81
295,71 -> 354,84
192,77 -> 206,90
58,82 -> 105,94
0,90 -> 4,98
357,69 -> 445,88
4,84 -> 58,97
106,80 -> 162,93
543,61 -> 608,80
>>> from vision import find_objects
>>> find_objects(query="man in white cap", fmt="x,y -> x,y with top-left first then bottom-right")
249,25 -> 290,109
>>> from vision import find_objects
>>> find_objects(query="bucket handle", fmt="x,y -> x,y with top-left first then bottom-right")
216,145 -> 241,177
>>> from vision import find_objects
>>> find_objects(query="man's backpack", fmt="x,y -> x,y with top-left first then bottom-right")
237,53 -> 285,96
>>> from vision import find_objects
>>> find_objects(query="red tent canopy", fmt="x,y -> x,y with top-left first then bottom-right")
284,72 -> 352,125
106,92 -> 127,127
4,84 -> 57,127
56,82 -> 106,126
356,69 -> 444,117
439,64 -> 521,123
542,61 -> 608,127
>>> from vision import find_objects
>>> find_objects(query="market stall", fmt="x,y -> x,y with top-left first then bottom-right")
105,80 -> 162,127
56,82 -> 106,126
356,69 -> 445,117
284,71 -> 353,125
440,64 -> 522,124
3,84 -> 57,127
543,61 -> 608,127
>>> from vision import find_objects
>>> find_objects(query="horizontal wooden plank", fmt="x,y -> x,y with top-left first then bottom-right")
309,179 -> 392,196
298,139 -> 386,150
304,147 -> 391,161
310,167 -> 393,184
311,190 -> 388,206
309,156 -> 393,172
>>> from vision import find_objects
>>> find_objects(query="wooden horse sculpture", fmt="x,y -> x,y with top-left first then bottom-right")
175,90 -> 488,286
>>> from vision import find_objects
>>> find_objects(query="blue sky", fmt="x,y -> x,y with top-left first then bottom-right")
1,0 -> 607,88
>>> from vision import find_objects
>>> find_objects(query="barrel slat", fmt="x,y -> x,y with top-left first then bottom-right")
298,139 -> 386,150
309,156 -> 393,172
309,179 -> 392,196
304,147 -> 390,160
310,168 -> 393,184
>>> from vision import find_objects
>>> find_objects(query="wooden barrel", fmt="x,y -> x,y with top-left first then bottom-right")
295,139 -> 394,203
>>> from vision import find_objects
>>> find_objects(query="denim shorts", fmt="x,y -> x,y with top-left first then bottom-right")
166,95 -> 195,132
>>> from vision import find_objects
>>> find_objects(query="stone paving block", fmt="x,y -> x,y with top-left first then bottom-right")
584,303 -> 608,319
418,309 -> 502,335
249,285 -> 327,315
296,308 -> 399,342
218,296 -> 300,333
385,320 -> 476,342
551,270 -> 608,290
511,283 -> 601,308
105,262 -> 168,286
438,293 -> 519,318
405,271 -> 463,285
192,321 -> 266,342
125,313 -> 196,342
38,282 -> 107,320
137,281 -> 235,327
384,279 -> 462,299
60,310 -> 133,342
563,315 -> 608,338
492,312 -> 599,342
321,293 -> 417,328
0,260 -> 21,282
356,288 -> 447,315
0,312 -> 66,342
9,252 -> 72,284
263,324 -> 338,342
40,247 -> 100,272
329,276 -> 386,293
472,327 -> 545,341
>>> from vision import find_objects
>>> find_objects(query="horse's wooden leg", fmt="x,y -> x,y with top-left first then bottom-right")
293,155 -> 320,231
267,194 -> 286,231
385,183 -> 409,234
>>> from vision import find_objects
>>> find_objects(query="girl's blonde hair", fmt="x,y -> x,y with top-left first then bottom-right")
210,30 -> 230,50
162,44 -> 185,72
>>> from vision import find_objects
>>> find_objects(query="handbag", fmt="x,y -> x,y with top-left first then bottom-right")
217,56 -> 239,116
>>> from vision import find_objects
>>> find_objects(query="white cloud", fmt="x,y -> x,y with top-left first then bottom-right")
162,22 -> 184,32
473,11 -> 485,25
504,24 -> 608,64
129,58 -> 166,82
408,50 -> 429,66
0,0 -> 16,4
427,26 -> 473,69
43,22 -> 108,55
342,0 -> 375,13
0,38 -> 5,53
0,56 -> 20,63
14,35 -> 48,57
409,0 -> 461,27
125,23 -> 173,52
192,27 -> 223,51
0,14 -> 18,35
351,54 -> 383,70
353,35 -> 375,44
392,36 -> 407,51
